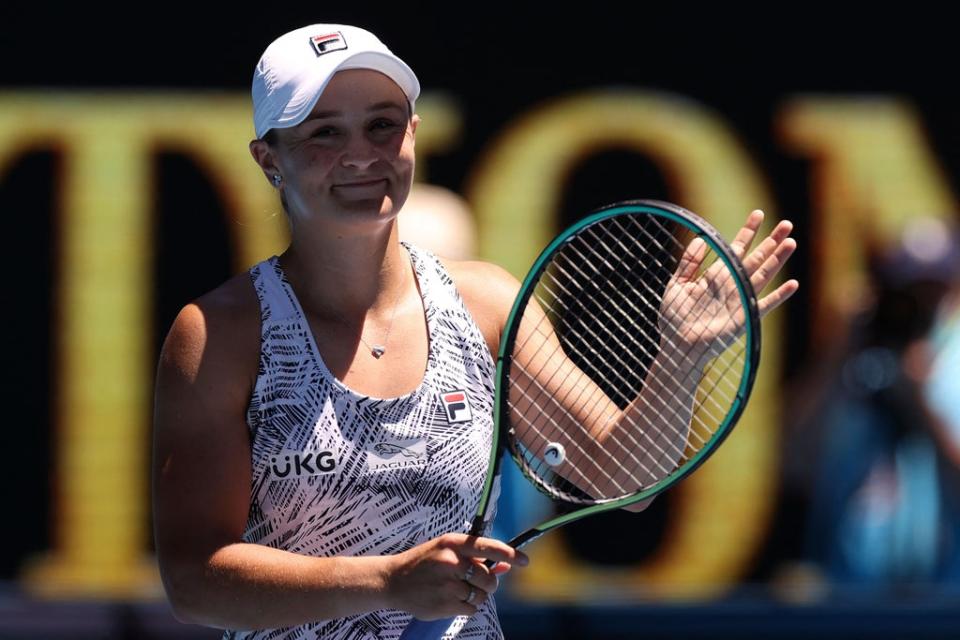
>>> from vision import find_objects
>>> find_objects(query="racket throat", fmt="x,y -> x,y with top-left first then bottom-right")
507,527 -> 547,551
469,514 -> 488,536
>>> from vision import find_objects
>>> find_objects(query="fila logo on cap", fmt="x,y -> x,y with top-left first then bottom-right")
441,390 -> 473,424
310,32 -> 348,56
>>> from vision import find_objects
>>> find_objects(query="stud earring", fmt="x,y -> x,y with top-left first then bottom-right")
272,174 -> 283,187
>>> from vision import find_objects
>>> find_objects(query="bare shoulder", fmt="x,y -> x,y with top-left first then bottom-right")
158,271 -> 260,399
440,258 -> 521,356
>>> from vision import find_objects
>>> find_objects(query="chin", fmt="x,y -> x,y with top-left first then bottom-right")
380,195 -> 406,218
334,196 -> 400,222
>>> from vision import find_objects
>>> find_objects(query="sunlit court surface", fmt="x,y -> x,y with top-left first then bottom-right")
3,6 -> 960,639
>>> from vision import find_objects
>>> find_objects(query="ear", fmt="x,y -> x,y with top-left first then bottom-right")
409,114 -> 421,139
249,138 -> 282,185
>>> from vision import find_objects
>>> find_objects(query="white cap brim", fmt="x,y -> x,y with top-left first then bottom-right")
252,25 -> 420,139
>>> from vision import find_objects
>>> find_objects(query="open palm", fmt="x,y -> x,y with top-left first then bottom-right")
659,210 -> 799,358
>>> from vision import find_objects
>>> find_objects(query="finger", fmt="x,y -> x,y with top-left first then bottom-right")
447,598 -> 480,618
741,220 -> 794,275
456,536 -> 529,567
729,209 -> 765,259
749,237 -> 797,294
458,559 -> 484,583
460,560 -> 499,594
458,560 -> 479,582
459,582 -> 488,611
675,237 -> 708,282
758,279 -> 800,318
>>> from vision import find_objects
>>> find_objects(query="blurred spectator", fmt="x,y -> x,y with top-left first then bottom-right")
805,216 -> 960,588
398,183 -> 477,259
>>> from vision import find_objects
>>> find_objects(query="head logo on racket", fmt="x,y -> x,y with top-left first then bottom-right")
543,442 -> 566,466
441,390 -> 472,424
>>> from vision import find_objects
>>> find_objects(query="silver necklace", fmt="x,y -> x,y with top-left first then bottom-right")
359,278 -> 407,359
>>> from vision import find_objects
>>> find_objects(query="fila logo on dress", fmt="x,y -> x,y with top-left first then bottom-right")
441,390 -> 473,424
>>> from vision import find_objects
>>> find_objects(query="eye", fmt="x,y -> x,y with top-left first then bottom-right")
311,126 -> 339,138
369,118 -> 402,133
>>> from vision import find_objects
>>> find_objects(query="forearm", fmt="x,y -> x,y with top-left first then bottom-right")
513,342 -> 705,498
162,542 -> 395,630
630,347 -> 704,461
594,345 -> 705,492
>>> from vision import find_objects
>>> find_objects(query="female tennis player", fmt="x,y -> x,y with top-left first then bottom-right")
152,23 -> 799,640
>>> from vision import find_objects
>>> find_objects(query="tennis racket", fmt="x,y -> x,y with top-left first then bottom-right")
399,199 -> 762,639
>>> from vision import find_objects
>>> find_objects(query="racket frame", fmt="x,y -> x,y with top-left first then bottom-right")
491,199 -> 762,548
399,199 -> 764,640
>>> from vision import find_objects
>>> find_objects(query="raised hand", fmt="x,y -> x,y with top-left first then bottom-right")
660,209 -> 799,356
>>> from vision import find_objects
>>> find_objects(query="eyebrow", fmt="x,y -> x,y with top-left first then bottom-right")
306,101 -> 407,122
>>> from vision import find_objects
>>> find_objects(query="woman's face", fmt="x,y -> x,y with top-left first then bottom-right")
264,68 -> 419,230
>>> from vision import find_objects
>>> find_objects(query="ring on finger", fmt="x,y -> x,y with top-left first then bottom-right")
463,586 -> 477,605
463,564 -> 476,582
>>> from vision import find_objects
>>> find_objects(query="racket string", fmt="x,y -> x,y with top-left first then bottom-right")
588,220 -> 749,405
553,231 -> 743,424
533,232 -> 736,429
508,304 -> 673,487
513,376 -> 629,496
506,213 -> 750,504
521,276 -> 698,471
510,354 -> 675,493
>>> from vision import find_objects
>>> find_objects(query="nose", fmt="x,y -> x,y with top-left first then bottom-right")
340,135 -> 378,171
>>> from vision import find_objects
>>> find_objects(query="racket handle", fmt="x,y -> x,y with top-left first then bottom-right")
397,559 -> 495,640
397,617 -> 454,640
397,530 -> 502,639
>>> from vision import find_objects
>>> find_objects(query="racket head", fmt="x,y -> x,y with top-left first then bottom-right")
496,199 -> 761,513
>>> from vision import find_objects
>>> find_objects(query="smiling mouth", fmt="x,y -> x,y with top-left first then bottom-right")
331,178 -> 389,200
334,178 -> 387,189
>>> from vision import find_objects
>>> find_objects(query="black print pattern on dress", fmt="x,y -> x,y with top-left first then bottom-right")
224,243 -> 500,640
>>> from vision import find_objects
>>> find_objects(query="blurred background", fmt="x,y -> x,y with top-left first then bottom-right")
3,4 -> 960,638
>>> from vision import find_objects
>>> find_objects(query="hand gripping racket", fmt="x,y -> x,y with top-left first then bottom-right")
399,200 -> 762,639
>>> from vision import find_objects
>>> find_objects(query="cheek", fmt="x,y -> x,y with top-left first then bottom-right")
396,139 -> 416,175
283,141 -> 335,168
283,153 -> 337,196
302,147 -> 339,172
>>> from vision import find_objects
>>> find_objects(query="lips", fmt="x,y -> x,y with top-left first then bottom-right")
332,178 -> 388,198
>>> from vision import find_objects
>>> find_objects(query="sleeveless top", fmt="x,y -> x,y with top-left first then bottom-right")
225,243 -> 501,640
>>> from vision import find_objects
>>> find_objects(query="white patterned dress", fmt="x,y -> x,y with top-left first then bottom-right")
225,243 -> 500,640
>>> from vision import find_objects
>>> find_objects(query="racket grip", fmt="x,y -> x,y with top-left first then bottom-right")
397,616 -> 455,640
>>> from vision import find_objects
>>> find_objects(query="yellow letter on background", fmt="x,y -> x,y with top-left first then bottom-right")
779,97 -> 956,347
0,93 -> 284,597
0,91 -> 459,597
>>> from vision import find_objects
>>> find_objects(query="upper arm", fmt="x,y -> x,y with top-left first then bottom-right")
445,259 -> 653,510
442,259 -> 522,358
152,278 -> 260,582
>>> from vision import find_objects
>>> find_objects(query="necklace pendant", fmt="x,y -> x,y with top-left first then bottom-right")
371,345 -> 386,359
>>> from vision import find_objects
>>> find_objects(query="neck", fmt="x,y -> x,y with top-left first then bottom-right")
279,220 -> 411,321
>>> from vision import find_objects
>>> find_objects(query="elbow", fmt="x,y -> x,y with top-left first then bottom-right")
167,591 -> 206,626
161,568 -> 203,625
159,559 -> 222,627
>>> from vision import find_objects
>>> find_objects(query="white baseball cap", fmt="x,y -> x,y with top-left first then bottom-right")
252,24 -> 420,139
